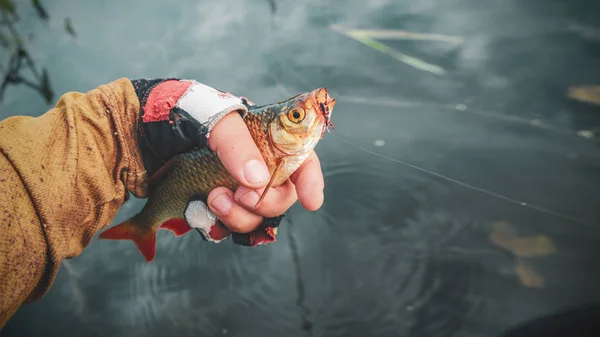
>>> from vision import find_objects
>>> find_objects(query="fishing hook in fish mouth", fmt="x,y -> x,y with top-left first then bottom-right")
316,88 -> 335,133
318,102 -> 335,138
319,102 -> 333,126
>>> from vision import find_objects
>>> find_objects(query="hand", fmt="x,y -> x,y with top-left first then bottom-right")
205,111 -> 325,234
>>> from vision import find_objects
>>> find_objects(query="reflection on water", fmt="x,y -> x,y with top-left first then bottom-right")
2,0 -> 600,336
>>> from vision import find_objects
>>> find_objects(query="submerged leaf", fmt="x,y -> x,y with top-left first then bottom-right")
334,27 -> 447,75
515,259 -> 545,288
490,220 -> 556,257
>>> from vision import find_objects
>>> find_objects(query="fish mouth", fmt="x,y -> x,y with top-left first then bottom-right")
310,88 -> 336,138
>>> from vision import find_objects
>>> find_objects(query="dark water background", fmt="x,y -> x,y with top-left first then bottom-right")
1,0 -> 600,336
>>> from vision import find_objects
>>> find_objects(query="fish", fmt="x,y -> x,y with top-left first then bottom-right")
99,88 -> 336,262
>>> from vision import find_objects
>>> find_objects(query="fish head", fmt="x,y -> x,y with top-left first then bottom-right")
269,88 -> 336,156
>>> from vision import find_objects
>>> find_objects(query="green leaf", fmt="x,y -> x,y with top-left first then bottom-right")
0,0 -> 15,14
32,0 -> 49,21
12,34 -> 22,48
332,25 -> 447,76
0,31 -> 9,48
64,17 -> 76,37
40,68 -> 54,103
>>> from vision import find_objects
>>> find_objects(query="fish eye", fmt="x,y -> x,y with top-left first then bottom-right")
287,108 -> 305,123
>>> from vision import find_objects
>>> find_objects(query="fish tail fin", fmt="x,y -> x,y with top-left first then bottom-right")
99,216 -> 157,262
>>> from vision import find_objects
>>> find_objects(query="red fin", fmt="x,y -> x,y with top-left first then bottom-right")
160,218 -> 192,236
99,218 -> 157,262
208,220 -> 231,241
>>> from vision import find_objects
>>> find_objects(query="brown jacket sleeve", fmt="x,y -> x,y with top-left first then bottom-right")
0,78 -> 148,327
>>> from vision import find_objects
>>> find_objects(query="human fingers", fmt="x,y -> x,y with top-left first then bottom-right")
289,151 -> 324,211
208,112 -> 270,189
207,187 -> 263,233
234,180 -> 298,218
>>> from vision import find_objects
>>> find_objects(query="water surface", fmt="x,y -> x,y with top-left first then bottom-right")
2,0 -> 600,336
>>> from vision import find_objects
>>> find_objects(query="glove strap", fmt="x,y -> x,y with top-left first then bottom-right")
231,215 -> 284,247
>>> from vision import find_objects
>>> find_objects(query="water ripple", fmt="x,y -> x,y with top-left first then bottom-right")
288,154 -> 486,337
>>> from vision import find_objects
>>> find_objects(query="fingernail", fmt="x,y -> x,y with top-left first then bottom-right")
239,190 -> 260,209
211,194 -> 233,215
243,159 -> 270,185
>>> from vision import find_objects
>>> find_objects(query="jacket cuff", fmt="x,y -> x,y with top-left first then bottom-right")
102,78 -> 150,198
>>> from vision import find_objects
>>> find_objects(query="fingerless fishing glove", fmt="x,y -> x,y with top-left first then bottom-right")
130,78 -> 281,247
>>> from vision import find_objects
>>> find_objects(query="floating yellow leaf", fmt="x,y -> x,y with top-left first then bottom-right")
568,86 -> 600,106
506,236 -> 556,258
490,221 -> 556,257
516,259 -> 545,288
490,220 -> 517,244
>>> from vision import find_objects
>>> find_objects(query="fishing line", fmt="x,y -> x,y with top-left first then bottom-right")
267,32 -> 597,229
329,132 -> 600,229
